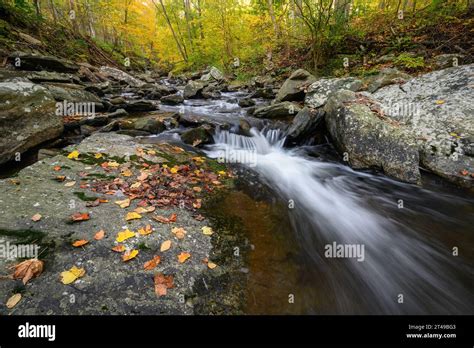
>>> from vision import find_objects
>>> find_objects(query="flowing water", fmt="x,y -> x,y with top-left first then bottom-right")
203,125 -> 474,314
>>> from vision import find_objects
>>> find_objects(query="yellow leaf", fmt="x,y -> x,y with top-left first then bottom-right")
60,266 -> 85,284
218,171 -> 226,176
121,169 -> 133,177
207,261 -> 217,269
107,161 -> 120,168
172,227 -> 186,239
435,100 -> 445,105
202,226 -> 214,235
130,182 -> 141,189
6,293 -> 22,309
125,212 -> 142,221
122,249 -> 139,262
115,198 -> 130,208
177,252 -> 191,263
94,153 -> 103,159
138,224 -> 153,235
67,150 -> 79,159
170,166 -> 179,174
64,181 -> 76,187
135,206 -> 155,214
116,229 -> 136,242
160,240 -> 172,252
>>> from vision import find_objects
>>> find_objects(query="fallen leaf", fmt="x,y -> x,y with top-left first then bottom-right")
153,213 -> 177,224
122,249 -> 139,262
130,182 -> 141,189
94,153 -> 103,159
134,206 -> 155,214
72,239 -> 89,247
160,240 -> 172,252
60,266 -> 85,284
207,261 -> 217,269
193,214 -> 205,221
125,212 -> 142,221
193,186 -> 202,193
144,256 -> 161,270
177,252 -> 191,263
31,213 -> 42,222
64,181 -> 76,187
193,199 -> 202,209
202,226 -> 214,236
435,100 -> 445,105
6,293 -> 22,309
55,175 -> 66,182
218,171 -> 226,176
460,169 -> 469,176
53,166 -> 62,171
115,198 -> 130,208
67,150 -> 80,159
154,273 -> 174,297
94,230 -> 105,240
11,259 -> 44,284
137,172 -> 149,181
71,212 -> 90,222
112,244 -> 125,252
138,224 -> 153,235
121,169 -> 133,177
107,161 -> 120,168
172,227 -> 186,239
116,229 -> 136,242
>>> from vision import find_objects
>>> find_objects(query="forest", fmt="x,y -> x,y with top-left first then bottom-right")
0,0 -> 472,323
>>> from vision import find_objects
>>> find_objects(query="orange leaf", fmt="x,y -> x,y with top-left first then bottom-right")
71,212 -> 90,222
94,230 -> 105,240
72,239 -> 89,247
172,227 -> 186,239
122,249 -> 139,262
144,256 -> 161,270
138,224 -> 153,236
177,252 -> 191,263
112,244 -> 125,253
154,273 -> 174,297
31,213 -> 42,222
153,213 -> 177,224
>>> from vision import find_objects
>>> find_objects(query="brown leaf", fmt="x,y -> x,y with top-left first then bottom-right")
160,240 -> 172,252
154,273 -> 174,297
112,244 -> 125,252
6,293 -> 22,309
172,227 -> 186,239
153,213 -> 177,224
11,258 -> 44,284
144,256 -> 161,270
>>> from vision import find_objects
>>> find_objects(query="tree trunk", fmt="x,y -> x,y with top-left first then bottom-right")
33,0 -> 41,16
183,0 -> 194,48
153,0 -> 188,62
267,0 -> 280,39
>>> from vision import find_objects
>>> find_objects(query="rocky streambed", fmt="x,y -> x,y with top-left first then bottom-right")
0,51 -> 473,315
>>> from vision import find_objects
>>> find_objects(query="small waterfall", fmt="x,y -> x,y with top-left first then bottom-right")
206,128 -> 473,314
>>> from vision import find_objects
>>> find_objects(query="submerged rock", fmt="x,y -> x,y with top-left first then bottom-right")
275,69 -> 317,102
0,80 -> 63,164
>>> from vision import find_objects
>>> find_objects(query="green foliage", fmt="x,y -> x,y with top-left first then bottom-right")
394,53 -> 425,70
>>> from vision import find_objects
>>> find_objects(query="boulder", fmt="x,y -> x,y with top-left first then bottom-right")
107,108 -> 128,118
99,66 -> 146,87
374,64 -> 474,188
9,52 -> 79,73
26,71 -> 79,84
161,93 -> 184,105
253,102 -> 302,119
238,98 -> 256,108
183,80 -> 206,99
275,69 -> 317,102
286,107 -> 325,144
250,87 -> 276,99
0,80 -> 63,164
366,68 -> 411,93
324,90 -> 421,184
305,77 -> 362,109
201,66 -> 224,82
124,100 -> 158,112
181,125 -> 213,146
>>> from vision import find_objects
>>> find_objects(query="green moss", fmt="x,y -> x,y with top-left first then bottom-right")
73,191 -> 99,201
